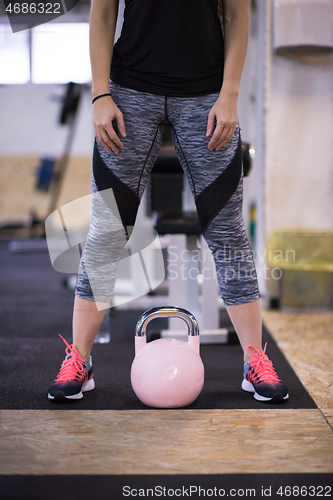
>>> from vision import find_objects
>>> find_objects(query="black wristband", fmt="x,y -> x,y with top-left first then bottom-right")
92,93 -> 112,104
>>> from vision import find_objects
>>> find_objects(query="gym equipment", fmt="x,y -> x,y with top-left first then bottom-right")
35,156 -> 57,192
242,142 -> 254,178
131,306 -> 204,408
47,82 -> 83,217
95,309 -> 111,344
6,82 -> 87,252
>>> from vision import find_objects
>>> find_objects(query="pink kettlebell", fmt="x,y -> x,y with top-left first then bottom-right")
131,306 -> 204,408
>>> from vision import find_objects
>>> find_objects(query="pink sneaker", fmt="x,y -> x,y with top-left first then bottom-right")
242,343 -> 289,402
47,335 -> 95,401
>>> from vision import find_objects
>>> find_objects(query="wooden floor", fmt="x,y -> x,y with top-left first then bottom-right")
1,310 -> 332,475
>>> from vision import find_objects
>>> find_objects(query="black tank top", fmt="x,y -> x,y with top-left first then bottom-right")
110,0 -> 224,97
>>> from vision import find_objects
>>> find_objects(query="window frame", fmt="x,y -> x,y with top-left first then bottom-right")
0,14 -> 90,85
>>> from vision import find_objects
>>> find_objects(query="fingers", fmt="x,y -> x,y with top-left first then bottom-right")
207,96 -> 238,151
116,110 -> 126,139
95,126 -> 123,155
208,123 -> 236,151
206,111 -> 215,138
215,124 -> 236,150
93,99 -> 126,155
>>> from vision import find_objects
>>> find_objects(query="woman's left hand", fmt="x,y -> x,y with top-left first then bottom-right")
206,92 -> 238,151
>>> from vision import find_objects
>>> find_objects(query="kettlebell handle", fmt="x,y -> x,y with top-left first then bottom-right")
135,306 -> 199,338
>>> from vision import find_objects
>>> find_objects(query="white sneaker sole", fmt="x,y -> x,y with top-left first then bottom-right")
48,377 -> 95,400
241,378 -> 289,402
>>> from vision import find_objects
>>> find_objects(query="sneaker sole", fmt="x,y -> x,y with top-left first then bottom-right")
241,378 -> 289,402
48,378 -> 95,401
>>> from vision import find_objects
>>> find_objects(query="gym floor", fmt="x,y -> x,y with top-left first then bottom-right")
0,310 -> 332,477
0,157 -> 332,494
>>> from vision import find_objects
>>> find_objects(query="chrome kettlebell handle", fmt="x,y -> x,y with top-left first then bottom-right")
134,306 -> 200,355
135,306 -> 199,338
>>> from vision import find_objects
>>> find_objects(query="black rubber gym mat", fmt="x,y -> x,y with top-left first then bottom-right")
0,303 -> 316,410
1,474 -> 332,500
0,323 -> 316,410
0,239 -> 316,410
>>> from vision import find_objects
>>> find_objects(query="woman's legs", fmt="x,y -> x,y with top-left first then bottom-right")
168,93 -> 288,401
225,299 -> 262,363
73,83 -> 167,351
72,296 -> 107,361
48,83 -> 167,400
74,88 -> 262,365
167,94 -> 261,360
49,86 -> 288,402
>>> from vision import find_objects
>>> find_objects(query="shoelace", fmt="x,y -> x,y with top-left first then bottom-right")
246,343 -> 281,383
54,335 -> 87,383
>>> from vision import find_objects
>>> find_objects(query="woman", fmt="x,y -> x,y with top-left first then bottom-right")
48,0 -> 289,403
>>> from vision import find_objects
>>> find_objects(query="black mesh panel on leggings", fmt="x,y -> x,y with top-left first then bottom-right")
195,135 -> 243,235
93,140 -> 140,231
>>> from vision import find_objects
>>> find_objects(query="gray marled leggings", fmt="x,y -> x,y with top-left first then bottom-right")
75,80 -> 260,306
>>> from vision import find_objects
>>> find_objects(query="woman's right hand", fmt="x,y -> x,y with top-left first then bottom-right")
93,96 -> 126,155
